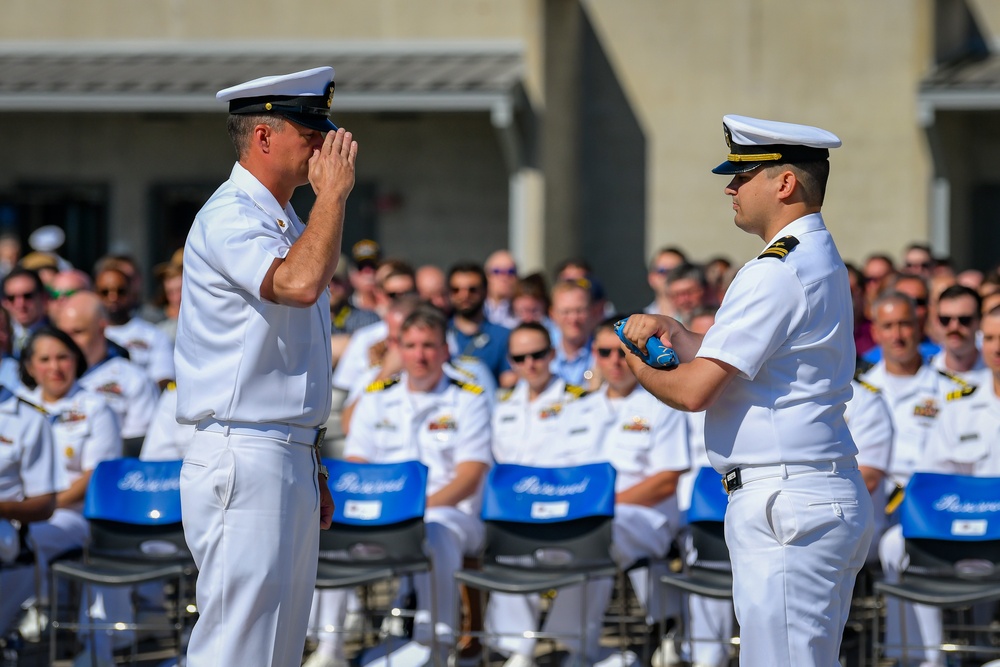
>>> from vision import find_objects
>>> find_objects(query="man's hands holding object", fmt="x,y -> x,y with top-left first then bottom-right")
615,317 -> 679,369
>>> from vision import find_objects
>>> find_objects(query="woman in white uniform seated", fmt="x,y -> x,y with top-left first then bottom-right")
17,327 -> 123,648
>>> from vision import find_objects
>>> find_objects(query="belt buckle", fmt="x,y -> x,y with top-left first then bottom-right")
722,467 -> 742,494
314,427 -> 327,449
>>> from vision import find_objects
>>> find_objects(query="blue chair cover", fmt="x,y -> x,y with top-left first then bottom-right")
481,462 -> 616,523
83,458 -> 182,525
325,459 -> 428,526
687,467 -> 729,524
901,472 -> 1000,541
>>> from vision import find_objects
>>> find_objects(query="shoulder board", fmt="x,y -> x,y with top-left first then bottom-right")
854,358 -> 874,379
365,376 -> 400,393
565,384 -> 588,399
446,362 -> 475,380
18,397 -> 47,415
757,235 -> 800,260
166,380 -> 177,391
450,378 -> 484,395
946,385 -> 977,402
938,369 -> 970,388
856,380 -> 880,394
497,388 -> 515,402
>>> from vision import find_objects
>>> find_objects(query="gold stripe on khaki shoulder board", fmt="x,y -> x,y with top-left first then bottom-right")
365,376 -> 400,393
757,235 -> 800,260
946,385 -> 977,401
450,378 -> 484,395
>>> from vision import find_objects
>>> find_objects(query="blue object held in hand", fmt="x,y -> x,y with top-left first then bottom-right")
614,318 -> 679,369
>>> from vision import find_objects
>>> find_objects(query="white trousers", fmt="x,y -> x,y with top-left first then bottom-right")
180,429 -> 321,667
485,504 -> 673,660
878,524 -> 943,667
310,506 -> 484,657
725,466 -> 872,667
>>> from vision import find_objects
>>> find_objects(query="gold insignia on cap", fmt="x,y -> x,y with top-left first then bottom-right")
724,125 -> 732,149
727,152 -> 783,162
265,102 -> 273,111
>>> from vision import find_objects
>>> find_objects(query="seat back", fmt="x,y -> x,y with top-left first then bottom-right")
686,467 -> 730,564
900,472 -> 1000,575
82,458 -> 187,562
479,462 -> 616,571
320,459 -> 429,565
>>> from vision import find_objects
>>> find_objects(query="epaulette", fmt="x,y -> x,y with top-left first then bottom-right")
946,385 -> 977,401
565,384 -> 588,399
854,358 -> 875,379
938,369 -> 971,388
450,378 -> 484,395
757,235 -> 799,260
497,388 -> 515,402
856,380 -> 880,394
166,381 -> 177,391
18,396 -> 47,415
365,376 -> 400,393
446,362 -> 475,380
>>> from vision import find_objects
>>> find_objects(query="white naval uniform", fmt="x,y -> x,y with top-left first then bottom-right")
484,378 -> 588,657
139,383 -> 196,462
879,373 -> 999,667
105,316 -> 175,386
844,379 -> 894,561
77,354 -> 158,441
331,320 -> 387,392
0,389 -> 65,635
175,162 -> 331,667
696,214 -> 873,667
857,361 -> 968,487
928,350 -> 986,384
22,385 -> 125,653
311,372 -> 492,658
492,383 -> 690,661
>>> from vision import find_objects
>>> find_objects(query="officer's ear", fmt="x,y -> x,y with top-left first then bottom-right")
253,123 -> 275,154
773,169 -> 798,202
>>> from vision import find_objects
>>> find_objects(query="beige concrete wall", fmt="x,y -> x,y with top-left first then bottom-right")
970,0 -> 1000,44
584,0 -> 935,268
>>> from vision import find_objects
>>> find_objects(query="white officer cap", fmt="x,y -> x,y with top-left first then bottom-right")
216,66 -> 338,133
28,225 -> 65,252
712,114 -> 841,175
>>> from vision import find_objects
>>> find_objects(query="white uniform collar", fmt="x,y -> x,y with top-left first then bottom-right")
229,162 -> 299,233
864,360 -> 942,396
762,212 -> 825,249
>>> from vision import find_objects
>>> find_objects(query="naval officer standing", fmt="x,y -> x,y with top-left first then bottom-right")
621,115 -> 873,667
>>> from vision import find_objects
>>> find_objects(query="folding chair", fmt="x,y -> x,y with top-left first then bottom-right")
660,467 -> 738,665
874,472 -> 1000,666
48,458 -> 193,665
455,462 -> 619,665
315,458 -> 436,661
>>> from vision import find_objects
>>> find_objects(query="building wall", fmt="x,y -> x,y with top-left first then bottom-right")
583,0 -> 936,268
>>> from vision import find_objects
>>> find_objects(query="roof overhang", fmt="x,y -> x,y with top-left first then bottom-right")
0,41 -> 524,114
919,52 -> 1000,115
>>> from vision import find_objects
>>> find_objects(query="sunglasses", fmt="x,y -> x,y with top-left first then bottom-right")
489,267 -> 517,276
384,289 -> 416,300
596,347 -> 626,359
906,262 -> 933,269
2,290 -> 38,301
938,314 -> 976,327
98,287 -> 128,297
450,285 -> 482,294
510,348 -> 550,364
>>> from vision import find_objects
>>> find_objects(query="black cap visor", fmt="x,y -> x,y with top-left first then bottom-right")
712,160 -> 764,175
280,111 -> 338,133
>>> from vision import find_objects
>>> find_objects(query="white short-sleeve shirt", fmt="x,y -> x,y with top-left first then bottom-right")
105,317 -> 175,385
491,378 -> 586,465
332,321 -> 388,393
920,376 -> 1000,476
858,361 -> 968,485
27,384 -> 121,510
175,162 -> 333,427
345,373 -> 493,517
697,214 -> 857,471
564,384 -> 690,524
140,383 -> 197,461
0,390 -> 65,502
78,355 -> 159,440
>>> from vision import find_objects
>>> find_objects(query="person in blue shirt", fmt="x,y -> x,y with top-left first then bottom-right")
446,262 -> 516,387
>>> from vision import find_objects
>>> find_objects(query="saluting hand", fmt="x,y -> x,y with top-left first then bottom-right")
309,127 -> 358,199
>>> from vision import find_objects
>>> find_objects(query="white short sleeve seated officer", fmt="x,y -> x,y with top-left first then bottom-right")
308,305 -> 492,667
876,306 -> 1000,667
620,116 -> 874,667
493,317 -> 691,667
174,66 -> 356,667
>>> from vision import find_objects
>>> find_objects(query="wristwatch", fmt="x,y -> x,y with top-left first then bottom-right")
317,464 -> 329,480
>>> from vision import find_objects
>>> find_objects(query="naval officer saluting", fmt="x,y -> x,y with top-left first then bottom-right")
621,115 -> 874,667
175,67 -> 356,667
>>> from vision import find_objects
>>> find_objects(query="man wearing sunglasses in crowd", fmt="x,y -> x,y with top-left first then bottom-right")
483,250 -> 520,329
929,284 -> 986,382
1,267 -> 50,359
446,262 -> 516,387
